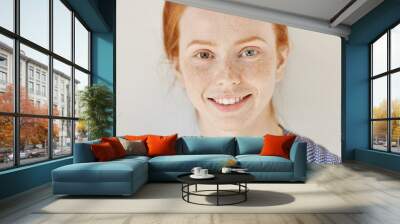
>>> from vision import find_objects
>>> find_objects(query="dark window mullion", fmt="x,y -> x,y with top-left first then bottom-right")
71,10 -> 76,155
48,0 -> 54,160
13,0 -> 20,167
370,45 -> 373,149
388,30 -> 391,152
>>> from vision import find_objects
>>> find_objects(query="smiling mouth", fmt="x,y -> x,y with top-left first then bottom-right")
207,94 -> 252,112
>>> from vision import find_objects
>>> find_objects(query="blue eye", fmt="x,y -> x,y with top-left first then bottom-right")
194,51 -> 214,60
240,48 -> 259,57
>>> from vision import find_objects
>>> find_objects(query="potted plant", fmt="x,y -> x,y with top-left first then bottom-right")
79,84 -> 113,140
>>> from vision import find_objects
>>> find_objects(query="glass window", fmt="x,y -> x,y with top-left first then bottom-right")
0,0 -> 14,31
75,120 -> 88,143
372,121 -> 388,151
20,0 -> 49,49
20,44 -> 49,115
392,24 -> 400,70
372,76 -> 387,119
372,33 -> 387,76
0,34 -> 13,113
0,116 -> 14,170
74,18 -> 89,70
391,72 -> 400,118
53,0 -> 72,60
19,117 -> 49,165
28,81 -> 34,93
53,119 -> 72,157
74,69 -> 89,118
53,59 -> 72,117
391,120 -> 400,153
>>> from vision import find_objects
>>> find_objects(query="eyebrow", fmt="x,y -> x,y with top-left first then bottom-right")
235,36 -> 267,45
186,40 -> 216,48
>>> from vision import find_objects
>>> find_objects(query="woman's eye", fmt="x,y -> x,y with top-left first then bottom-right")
194,51 -> 214,60
239,48 -> 259,58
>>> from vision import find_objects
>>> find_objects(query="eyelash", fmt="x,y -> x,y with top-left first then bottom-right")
239,47 -> 260,58
193,50 -> 215,60
192,47 -> 261,60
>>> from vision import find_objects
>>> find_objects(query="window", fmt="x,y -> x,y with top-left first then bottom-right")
371,23 -> 400,154
0,0 -> 91,170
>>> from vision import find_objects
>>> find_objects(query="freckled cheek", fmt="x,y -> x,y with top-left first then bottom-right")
180,59 -> 215,101
237,57 -> 276,88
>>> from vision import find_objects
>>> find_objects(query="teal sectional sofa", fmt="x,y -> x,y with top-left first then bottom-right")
52,136 -> 307,196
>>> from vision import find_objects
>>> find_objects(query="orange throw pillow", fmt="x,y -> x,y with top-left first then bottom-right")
146,134 -> 178,157
101,137 -> 127,158
124,135 -> 149,141
260,134 -> 297,159
91,142 -> 117,161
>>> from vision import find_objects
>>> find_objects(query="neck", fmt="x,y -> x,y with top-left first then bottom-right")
198,102 -> 283,136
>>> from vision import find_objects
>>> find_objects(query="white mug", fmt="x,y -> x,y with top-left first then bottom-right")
221,167 -> 232,174
200,169 -> 208,176
191,167 -> 202,176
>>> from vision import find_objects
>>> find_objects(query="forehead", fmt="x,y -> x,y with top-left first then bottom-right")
179,7 -> 275,45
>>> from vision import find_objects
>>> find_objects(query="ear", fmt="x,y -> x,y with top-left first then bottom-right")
171,57 -> 184,86
275,44 -> 290,82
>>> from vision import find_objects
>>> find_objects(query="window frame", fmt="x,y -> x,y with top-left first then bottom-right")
0,0 -> 92,171
370,20 -> 400,154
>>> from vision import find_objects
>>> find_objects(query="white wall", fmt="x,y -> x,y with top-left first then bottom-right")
116,0 -> 341,156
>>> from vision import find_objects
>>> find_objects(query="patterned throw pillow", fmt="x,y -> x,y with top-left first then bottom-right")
118,138 -> 147,156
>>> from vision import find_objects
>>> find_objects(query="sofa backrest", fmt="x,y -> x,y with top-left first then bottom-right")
176,136 -> 236,155
235,136 -> 263,155
73,139 -> 100,163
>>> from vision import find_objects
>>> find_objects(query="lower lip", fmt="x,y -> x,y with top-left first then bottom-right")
208,95 -> 252,112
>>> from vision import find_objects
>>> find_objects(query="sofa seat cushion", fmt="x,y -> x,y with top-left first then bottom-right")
149,155 -> 235,172
53,159 -> 147,183
236,155 -> 293,172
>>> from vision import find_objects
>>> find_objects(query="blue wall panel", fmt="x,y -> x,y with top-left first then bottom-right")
344,0 -> 400,171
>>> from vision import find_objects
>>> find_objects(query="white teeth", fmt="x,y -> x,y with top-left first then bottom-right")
213,97 -> 246,105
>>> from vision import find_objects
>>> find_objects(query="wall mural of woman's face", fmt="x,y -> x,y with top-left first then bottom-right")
175,7 -> 287,135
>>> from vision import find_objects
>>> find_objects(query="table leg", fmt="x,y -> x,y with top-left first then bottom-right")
217,184 -> 219,206
195,184 -> 198,192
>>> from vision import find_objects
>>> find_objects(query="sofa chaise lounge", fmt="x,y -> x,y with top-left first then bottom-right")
52,136 -> 307,196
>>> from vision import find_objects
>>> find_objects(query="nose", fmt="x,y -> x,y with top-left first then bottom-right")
216,62 -> 241,87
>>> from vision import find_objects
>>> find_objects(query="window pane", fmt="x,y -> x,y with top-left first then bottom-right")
53,119 -> 72,157
75,120 -> 88,143
20,117 -> 49,165
20,44 -> 49,115
372,121 -> 388,151
53,59 -> 72,117
0,116 -> 13,170
391,120 -> 400,153
75,18 -> 89,70
0,0 -> 13,31
372,76 -> 387,119
0,35 -> 14,112
74,69 -> 89,118
53,0 -> 72,60
391,24 -> 400,70
372,33 -> 387,76
391,72 -> 400,118
20,0 -> 49,49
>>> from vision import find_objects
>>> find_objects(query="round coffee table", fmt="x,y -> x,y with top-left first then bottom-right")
177,173 -> 255,206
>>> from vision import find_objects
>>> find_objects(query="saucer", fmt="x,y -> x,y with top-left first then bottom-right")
190,174 -> 215,179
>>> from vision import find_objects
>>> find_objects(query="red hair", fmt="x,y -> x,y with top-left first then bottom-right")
163,1 -> 289,61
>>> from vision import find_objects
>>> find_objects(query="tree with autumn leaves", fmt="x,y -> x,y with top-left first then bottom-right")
373,99 -> 400,143
0,84 -> 59,153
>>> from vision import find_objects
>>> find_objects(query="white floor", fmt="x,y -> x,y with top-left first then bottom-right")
1,162 -> 400,224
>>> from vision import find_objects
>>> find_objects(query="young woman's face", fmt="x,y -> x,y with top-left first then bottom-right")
175,7 -> 286,132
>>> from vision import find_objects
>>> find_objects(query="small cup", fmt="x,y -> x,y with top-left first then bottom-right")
191,167 -> 202,176
200,169 -> 208,176
221,167 -> 232,174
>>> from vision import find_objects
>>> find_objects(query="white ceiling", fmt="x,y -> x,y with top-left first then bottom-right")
168,0 -> 384,38
227,0 -> 353,23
